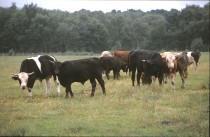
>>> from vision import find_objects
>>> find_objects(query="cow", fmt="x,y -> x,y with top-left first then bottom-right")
186,51 -> 201,70
12,55 -> 60,97
52,58 -> 106,98
161,51 -> 200,89
173,51 -> 201,70
129,50 -> 164,86
100,51 -> 113,57
112,50 -> 131,74
173,51 -> 201,78
160,52 -> 178,89
100,56 -> 128,80
175,52 -> 190,89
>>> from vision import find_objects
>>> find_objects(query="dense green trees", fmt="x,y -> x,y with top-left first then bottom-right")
0,2 -> 209,53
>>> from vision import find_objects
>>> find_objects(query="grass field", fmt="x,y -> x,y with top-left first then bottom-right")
0,53 -> 209,136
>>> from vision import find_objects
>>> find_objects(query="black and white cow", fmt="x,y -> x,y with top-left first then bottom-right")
12,55 -> 60,97
129,50 -> 165,86
186,51 -> 201,70
52,57 -> 106,98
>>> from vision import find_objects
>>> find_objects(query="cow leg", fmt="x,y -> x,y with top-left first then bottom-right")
184,68 -> 188,78
96,77 -> 106,95
105,71 -> 110,80
65,85 -> 73,98
28,88 -> 32,98
27,79 -> 36,98
113,70 -> 116,79
137,69 -> 141,86
179,70 -> 185,89
171,73 -> 176,90
45,78 -> 51,96
157,73 -> 164,85
164,74 -> 168,84
90,78 -> 97,97
53,75 -> 60,95
116,70 -> 120,79
131,69 -> 136,86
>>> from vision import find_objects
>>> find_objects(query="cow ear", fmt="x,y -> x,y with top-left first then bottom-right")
28,72 -> 34,76
175,55 -> 181,60
49,60 -> 55,64
12,74 -> 19,80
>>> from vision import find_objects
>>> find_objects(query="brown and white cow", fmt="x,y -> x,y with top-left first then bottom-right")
162,51 -> 198,89
12,55 -> 60,97
161,52 -> 178,89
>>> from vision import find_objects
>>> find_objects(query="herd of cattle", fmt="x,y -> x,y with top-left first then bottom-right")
11,50 -> 201,98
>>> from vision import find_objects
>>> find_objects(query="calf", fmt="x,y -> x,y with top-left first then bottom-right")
53,58 -> 106,98
129,50 -> 164,86
12,55 -> 60,97
100,56 -> 127,80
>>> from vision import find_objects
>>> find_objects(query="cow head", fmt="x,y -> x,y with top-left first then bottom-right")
12,72 -> 34,89
165,55 -> 175,69
191,51 -> 201,67
99,57 -> 110,72
141,60 -> 153,85
49,60 -> 62,75
121,62 -> 128,73
141,72 -> 152,85
162,53 -> 176,70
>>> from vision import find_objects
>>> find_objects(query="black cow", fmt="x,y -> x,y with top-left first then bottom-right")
12,55 -> 60,97
100,56 -> 128,80
129,50 -> 164,86
53,58 -> 106,98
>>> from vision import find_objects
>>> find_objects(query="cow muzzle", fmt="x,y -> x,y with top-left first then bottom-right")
21,84 -> 27,90
21,86 -> 26,90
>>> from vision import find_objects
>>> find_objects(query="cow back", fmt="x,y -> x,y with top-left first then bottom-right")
112,50 -> 130,63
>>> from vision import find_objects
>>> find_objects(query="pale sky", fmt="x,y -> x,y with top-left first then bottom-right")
0,0 -> 209,13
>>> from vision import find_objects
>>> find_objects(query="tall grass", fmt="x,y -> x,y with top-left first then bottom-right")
0,53 -> 209,136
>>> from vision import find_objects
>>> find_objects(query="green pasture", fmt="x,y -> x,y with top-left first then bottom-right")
0,53 -> 209,136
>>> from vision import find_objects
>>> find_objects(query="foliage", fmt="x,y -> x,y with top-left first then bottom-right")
0,2 -> 209,53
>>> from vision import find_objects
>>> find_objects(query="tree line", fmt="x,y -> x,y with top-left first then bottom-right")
0,2 -> 209,53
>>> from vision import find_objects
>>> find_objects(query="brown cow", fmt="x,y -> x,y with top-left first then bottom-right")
112,50 -> 130,74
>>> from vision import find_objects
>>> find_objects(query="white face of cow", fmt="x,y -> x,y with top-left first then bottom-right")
19,72 -> 29,89
12,72 -> 34,89
166,55 -> 175,69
